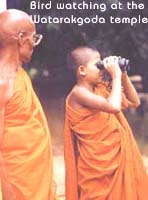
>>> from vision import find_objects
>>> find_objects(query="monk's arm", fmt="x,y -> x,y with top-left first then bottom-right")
121,72 -> 140,108
72,71 -> 122,114
0,109 -> 4,144
0,80 -> 8,144
0,80 -> 16,200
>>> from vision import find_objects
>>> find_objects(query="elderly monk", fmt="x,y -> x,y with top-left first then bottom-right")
64,46 -> 148,200
0,9 -> 56,200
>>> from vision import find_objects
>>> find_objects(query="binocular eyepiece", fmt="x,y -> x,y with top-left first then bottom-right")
97,57 -> 130,72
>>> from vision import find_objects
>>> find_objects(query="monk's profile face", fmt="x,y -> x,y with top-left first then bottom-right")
18,24 -> 37,63
0,9 -> 43,64
79,51 -> 103,85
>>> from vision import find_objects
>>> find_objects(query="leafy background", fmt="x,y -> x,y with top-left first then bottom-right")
7,0 -> 148,148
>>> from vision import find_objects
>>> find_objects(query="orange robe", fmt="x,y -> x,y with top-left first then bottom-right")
64,83 -> 148,200
2,67 -> 56,200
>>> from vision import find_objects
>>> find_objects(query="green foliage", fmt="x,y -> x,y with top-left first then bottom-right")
8,0 -> 148,94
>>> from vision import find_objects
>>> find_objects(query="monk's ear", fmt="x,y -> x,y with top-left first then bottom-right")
18,33 -> 25,46
78,65 -> 86,76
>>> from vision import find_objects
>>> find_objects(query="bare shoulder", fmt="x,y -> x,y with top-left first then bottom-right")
69,85 -> 88,100
0,79 -> 13,108
68,85 -> 94,110
0,79 -> 9,93
72,85 -> 98,102
68,85 -> 86,109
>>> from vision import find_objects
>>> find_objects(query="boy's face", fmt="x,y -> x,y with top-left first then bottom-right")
84,52 -> 103,85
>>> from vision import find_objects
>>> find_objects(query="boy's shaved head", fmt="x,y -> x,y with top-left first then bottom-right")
67,46 -> 100,71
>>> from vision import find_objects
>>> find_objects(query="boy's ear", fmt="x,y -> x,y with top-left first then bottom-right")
78,65 -> 86,76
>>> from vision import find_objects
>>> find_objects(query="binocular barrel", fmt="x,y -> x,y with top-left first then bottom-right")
97,57 -> 130,71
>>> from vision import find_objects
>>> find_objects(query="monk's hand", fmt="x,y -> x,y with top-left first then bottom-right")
103,56 -> 121,78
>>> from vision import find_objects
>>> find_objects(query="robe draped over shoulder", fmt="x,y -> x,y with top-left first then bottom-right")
64,83 -> 148,200
2,68 -> 56,200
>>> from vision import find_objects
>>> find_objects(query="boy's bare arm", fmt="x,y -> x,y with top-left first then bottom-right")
72,79 -> 121,114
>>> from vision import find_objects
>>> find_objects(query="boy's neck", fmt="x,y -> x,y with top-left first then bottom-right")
77,80 -> 95,92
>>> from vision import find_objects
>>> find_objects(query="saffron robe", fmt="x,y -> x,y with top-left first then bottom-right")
2,68 -> 56,200
64,83 -> 148,200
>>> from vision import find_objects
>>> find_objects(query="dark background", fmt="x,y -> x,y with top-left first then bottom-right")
7,0 -> 148,156
7,0 -> 148,97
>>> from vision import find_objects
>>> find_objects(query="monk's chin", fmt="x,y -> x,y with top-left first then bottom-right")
22,56 -> 32,64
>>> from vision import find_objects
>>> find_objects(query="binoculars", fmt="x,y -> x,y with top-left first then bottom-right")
97,57 -> 130,72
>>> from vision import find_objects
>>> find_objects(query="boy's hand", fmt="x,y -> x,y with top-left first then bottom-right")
103,56 -> 122,78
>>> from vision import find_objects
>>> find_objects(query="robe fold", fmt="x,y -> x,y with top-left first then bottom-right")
64,83 -> 148,200
2,67 -> 56,200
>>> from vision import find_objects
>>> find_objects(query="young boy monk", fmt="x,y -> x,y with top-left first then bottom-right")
64,46 -> 148,200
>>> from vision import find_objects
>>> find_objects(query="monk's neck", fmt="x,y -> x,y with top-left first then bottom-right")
77,80 -> 96,92
0,47 -> 21,72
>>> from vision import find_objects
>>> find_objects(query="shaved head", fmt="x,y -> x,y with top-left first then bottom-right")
67,46 -> 100,71
0,9 -> 34,46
